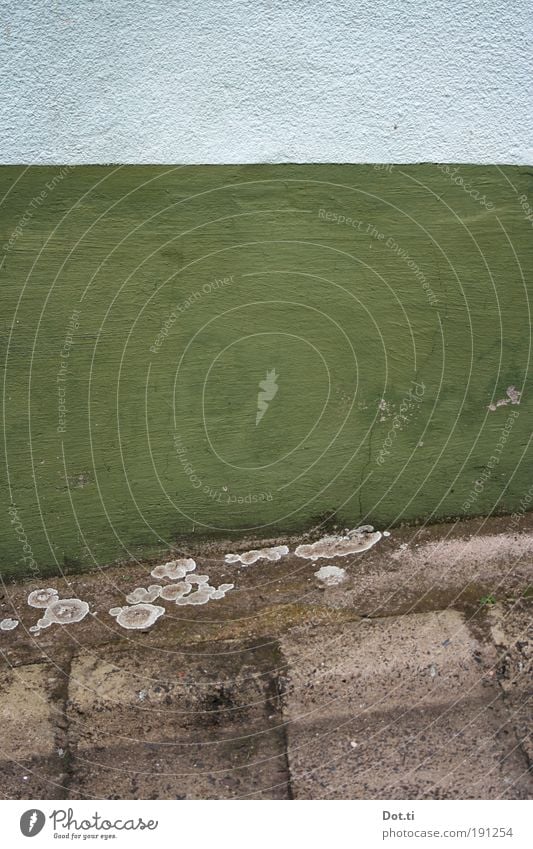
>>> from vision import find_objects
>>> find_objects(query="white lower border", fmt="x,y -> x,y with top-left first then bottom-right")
2,799 -> 530,848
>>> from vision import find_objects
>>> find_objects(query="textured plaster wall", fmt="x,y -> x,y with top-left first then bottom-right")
1,0 -> 531,164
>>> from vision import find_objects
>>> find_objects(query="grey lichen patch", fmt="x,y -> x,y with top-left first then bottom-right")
148,556 -> 233,606
185,574 -> 209,585
210,583 -> 234,600
314,565 -> 347,586
110,603 -> 165,630
30,597 -> 90,633
31,618 -> 52,632
488,385 -> 522,411
159,582 -> 191,601
27,588 -> 59,608
37,598 -> 89,627
295,526 -> 383,561
175,586 -> 215,606
0,617 -> 19,631
225,544 -> 289,566
125,585 -> 162,604
150,558 -> 196,580
174,582 -> 234,605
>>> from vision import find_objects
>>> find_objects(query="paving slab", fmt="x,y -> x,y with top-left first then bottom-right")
0,661 -> 68,799
280,610 -> 532,799
66,640 -> 289,799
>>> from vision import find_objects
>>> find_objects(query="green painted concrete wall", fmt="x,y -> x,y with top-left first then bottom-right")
1,165 -> 531,578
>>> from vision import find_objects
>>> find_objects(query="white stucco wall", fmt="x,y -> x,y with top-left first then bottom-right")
1,0 -> 531,164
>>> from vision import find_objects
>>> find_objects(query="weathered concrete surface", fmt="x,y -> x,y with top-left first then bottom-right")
66,642 -> 289,799
0,515 -> 531,799
281,612 -> 530,799
0,661 -> 68,799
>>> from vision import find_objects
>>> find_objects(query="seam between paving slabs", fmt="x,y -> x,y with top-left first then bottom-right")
48,648 -> 75,799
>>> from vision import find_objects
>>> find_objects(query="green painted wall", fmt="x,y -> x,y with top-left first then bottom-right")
1,165 -> 531,578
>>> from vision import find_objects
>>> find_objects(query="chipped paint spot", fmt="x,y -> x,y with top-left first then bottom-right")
488,385 -> 522,411
314,565 -> 347,586
67,472 -> 90,489
125,585 -> 162,604
0,617 -> 19,631
110,603 -> 165,630
150,558 -> 196,580
225,544 -> 289,566
295,526 -> 383,560
378,398 -> 392,420
27,588 -> 59,608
